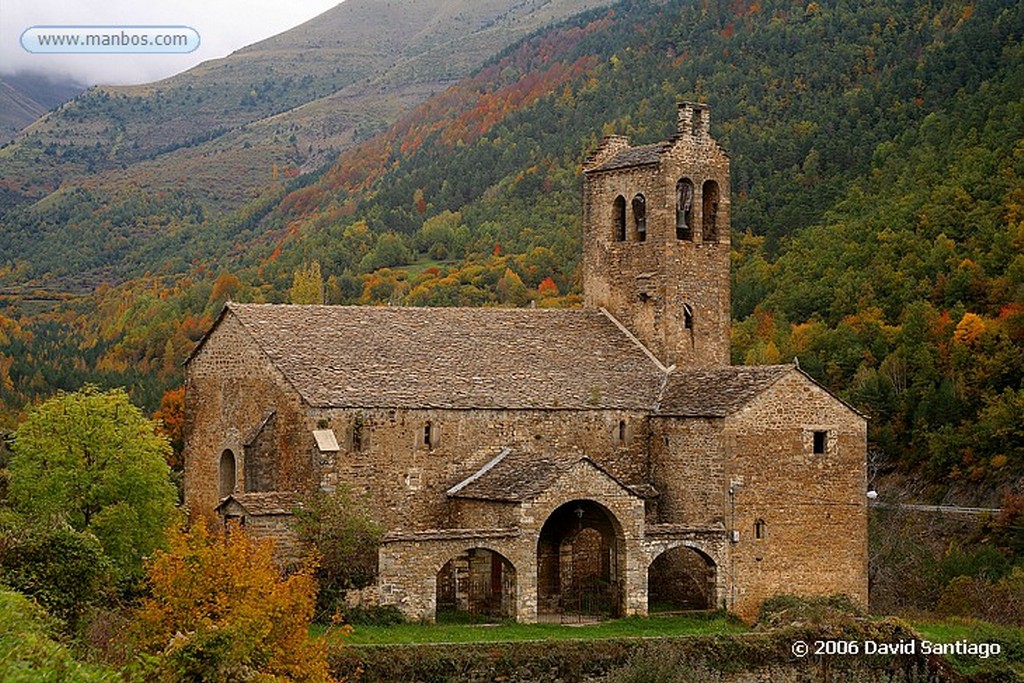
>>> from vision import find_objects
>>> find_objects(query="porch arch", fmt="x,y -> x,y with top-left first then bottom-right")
435,547 -> 517,621
647,544 -> 717,612
537,499 -> 625,620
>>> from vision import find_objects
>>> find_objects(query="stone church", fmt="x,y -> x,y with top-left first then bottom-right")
184,103 -> 868,622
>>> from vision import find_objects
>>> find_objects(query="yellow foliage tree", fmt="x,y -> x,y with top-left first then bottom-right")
131,520 -> 331,682
291,261 -> 325,305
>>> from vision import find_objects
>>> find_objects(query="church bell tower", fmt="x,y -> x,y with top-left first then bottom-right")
581,102 -> 731,367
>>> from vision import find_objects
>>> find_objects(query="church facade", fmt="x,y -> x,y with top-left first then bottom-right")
184,103 -> 868,621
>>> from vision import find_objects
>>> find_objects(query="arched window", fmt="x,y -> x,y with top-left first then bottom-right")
632,194 -> 646,242
683,303 -> 694,330
423,421 -> 433,449
702,180 -> 719,243
219,449 -> 236,499
675,179 -> 694,240
754,519 -> 767,540
613,196 -> 626,242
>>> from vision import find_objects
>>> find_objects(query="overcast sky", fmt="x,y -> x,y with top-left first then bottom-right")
1,0 -> 342,86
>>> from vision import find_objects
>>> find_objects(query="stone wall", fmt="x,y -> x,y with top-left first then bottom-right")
184,311 -> 315,522
723,371 -> 869,619
311,406 -> 653,532
648,416 -> 727,526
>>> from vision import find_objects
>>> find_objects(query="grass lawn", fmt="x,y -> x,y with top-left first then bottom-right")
321,612 -> 746,645
909,617 -> 1024,678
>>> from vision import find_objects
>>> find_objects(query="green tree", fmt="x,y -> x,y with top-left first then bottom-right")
0,516 -> 111,629
292,487 -> 383,620
7,386 -> 177,582
290,260 -> 325,304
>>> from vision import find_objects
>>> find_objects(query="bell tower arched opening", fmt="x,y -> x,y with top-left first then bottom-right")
702,180 -> 720,243
675,178 -> 694,241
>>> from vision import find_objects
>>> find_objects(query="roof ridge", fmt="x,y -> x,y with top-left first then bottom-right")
446,447 -> 512,497
598,307 -> 674,376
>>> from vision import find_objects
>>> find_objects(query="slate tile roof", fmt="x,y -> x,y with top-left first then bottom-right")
446,451 -> 653,502
221,303 -> 665,410
588,143 -> 665,172
657,365 -> 793,416
216,491 -> 303,516
195,304 -> 806,415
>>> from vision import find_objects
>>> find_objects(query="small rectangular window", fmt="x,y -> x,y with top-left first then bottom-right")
813,430 -> 827,455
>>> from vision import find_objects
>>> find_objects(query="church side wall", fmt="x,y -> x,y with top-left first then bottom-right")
723,372 -> 868,619
184,312 -> 313,522
312,407 -> 652,533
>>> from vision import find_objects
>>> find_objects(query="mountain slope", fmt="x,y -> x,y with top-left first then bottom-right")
0,0 -> 1020,501
0,0 -> 611,212
0,74 -> 83,144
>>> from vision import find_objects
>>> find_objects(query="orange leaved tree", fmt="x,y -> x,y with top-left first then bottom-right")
131,519 -> 331,682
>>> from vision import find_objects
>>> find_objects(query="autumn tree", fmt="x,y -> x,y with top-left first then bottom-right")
153,386 -> 185,469
131,519 -> 331,682
7,386 -> 178,582
290,260 -> 325,304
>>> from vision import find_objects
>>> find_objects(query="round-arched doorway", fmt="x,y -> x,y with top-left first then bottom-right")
537,500 -> 625,621
435,548 -> 516,622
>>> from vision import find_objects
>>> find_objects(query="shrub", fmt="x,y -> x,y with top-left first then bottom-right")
292,487 -> 382,622
129,519 -> 331,682
0,519 -> 111,631
756,594 -> 864,629
0,589 -> 119,682
607,645 -> 722,683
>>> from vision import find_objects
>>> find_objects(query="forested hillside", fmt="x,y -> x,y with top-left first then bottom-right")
0,0 -> 1022,504
0,0 -> 612,287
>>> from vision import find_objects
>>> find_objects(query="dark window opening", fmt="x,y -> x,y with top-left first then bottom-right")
813,430 -> 827,455
754,519 -> 766,540
352,418 -> 364,452
613,196 -> 626,242
219,449 -> 236,499
675,179 -> 694,240
702,180 -> 719,243
424,421 -> 433,449
683,303 -> 694,330
632,194 -> 646,242
618,420 -> 627,444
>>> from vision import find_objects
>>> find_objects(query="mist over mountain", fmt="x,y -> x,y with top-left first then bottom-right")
0,73 -> 84,144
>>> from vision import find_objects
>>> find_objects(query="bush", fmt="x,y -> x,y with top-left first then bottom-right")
756,594 -> 864,629
0,589 -> 119,682
129,519 -> 331,682
292,487 -> 382,622
937,567 -> 1024,626
607,645 -> 722,683
0,519 -> 111,631
342,604 -> 405,626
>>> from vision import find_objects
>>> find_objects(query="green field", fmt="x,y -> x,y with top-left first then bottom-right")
320,612 -> 745,645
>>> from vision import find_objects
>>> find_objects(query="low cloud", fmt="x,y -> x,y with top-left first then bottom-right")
1,0 -> 341,86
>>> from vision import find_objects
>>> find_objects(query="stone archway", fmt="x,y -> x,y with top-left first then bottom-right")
537,500 -> 625,621
435,548 -> 516,622
647,545 -> 717,612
